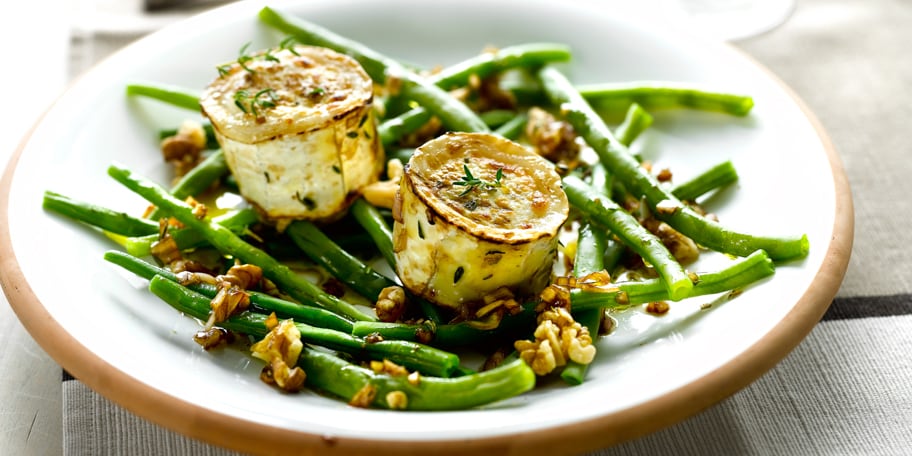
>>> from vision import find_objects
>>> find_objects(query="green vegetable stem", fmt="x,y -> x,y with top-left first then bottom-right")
107,163 -> 377,322
258,6 -> 487,133
539,66 -> 808,261
149,275 -> 460,378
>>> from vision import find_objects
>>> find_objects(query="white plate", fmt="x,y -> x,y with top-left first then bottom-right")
0,0 -> 852,454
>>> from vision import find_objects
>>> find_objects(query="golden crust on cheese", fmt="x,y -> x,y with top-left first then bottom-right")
406,132 -> 568,244
200,45 -> 373,144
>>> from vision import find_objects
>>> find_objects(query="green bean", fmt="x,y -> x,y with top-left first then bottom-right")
286,220 -> 393,301
671,160 -> 739,202
479,109 -> 517,128
43,191 -> 158,237
107,163 -> 376,322
351,303 -> 537,348
539,66 -> 808,261
125,82 -> 201,111
258,7 -> 487,133
377,43 -> 570,144
615,103 -> 653,147
493,111 -> 529,140
349,199 -> 396,269
378,108 -> 434,147
148,276 -> 459,377
432,43 -> 572,90
145,149 -> 230,221
104,250 -> 354,333
570,250 -> 775,311
349,199 -> 442,324
588,164 -> 627,271
122,208 -> 259,257
563,175 -> 693,301
298,347 -> 535,410
578,82 -> 754,117
562,180 -> 610,386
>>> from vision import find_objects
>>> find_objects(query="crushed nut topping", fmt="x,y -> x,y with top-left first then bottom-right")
385,391 -> 409,410
199,262 -> 264,338
349,383 -> 377,408
537,283 -> 572,312
176,270 -> 218,286
654,199 -> 682,216
150,218 -> 208,274
643,219 -> 700,265
362,158 -> 405,209
161,120 -> 207,177
375,286 -> 408,322
645,301 -> 670,315
185,196 -> 208,220
370,359 -> 409,377
192,327 -> 230,350
475,287 -> 521,318
251,318 -> 306,393
525,107 -> 581,171
514,307 -> 597,376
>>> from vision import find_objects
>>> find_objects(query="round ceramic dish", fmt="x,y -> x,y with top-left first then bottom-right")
0,0 -> 852,454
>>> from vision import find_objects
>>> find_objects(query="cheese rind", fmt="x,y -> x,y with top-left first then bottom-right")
393,132 -> 568,309
201,45 -> 381,222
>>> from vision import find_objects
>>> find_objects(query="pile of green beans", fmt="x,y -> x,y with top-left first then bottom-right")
40,6 -> 810,410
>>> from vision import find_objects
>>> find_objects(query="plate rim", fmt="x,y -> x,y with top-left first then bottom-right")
0,3 -> 854,455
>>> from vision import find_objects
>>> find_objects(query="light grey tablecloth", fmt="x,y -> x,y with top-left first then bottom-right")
61,0 -> 912,454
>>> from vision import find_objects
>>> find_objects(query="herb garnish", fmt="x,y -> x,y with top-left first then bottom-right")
452,165 -> 504,196
279,36 -> 300,56
234,88 -> 279,117
217,41 -> 292,77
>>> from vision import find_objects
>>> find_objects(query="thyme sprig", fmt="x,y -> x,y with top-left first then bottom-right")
234,88 -> 279,117
217,42 -> 258,77
279,36 -> 301,56
452,165 -> 504,196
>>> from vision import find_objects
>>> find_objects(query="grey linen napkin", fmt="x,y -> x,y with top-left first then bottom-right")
63,0 -> 912,454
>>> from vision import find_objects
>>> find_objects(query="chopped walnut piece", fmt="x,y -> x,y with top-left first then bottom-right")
537,283 -> 571,312
375,286 -> 408,322
362,159 -> 404,209
251,319 -> 306,393
193,327 -> 229,350
654,199 -> 682,216
646,301 -> 671,315
475,287 -> 520,318
150,236 -> 182,265
514,307 -> 596,376
525,107 -> 581,170
349,384 -> 377,408
643,219 -> 700,265
385,391 -> 409,410
264,312 -> 279,330
185,196 -> 208,220
370,359 -> 409,377
202,262 -> 264,326
176,270 -> 218,286
161,120 -> 207,177
218,262 -> 263,289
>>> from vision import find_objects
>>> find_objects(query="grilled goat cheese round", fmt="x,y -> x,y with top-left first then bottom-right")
200,45 -> 382,223
393,132 -> 569,310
